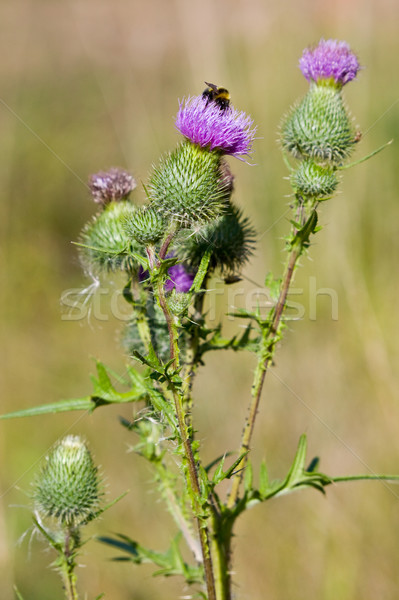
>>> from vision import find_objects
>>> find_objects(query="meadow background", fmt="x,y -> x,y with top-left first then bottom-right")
1,0 -> 399,598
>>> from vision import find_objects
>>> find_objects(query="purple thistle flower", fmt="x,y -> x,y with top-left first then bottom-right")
165,262 -> 195,293
88,167 -> 136,205
299,39 -> 360,87
175,95 -> 256,158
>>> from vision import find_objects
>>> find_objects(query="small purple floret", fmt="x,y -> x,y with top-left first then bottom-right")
165,263 -> 195,293
299,39 -> 360,86
89,167 -> 136,205
175,96 -> 256,158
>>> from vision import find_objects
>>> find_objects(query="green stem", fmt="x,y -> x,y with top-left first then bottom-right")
227,200 -> 313,510
210,511 -> 233,600
181,268 -> 210,431
61,529 -> 79,600
156,264 -> 216,600
227,245 -> 300,509
136,285 -> 152,352
155,462 -> 202,561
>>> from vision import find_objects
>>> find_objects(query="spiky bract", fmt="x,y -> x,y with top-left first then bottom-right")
34,436 -> 101,527
124,206 -> 165,246
291,160 -> 338,199
182,202 -> 256,275
281,85 -> 356,164
79,201 -> 142,274
149,141 -> 229,227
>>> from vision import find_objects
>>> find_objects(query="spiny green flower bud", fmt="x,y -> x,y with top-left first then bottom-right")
124,206 -> 165,246
149,141 -> 229,228
281,85 -> 356,165
291,160 -> 338,200
182,202 -> 255,276
34,436 -> 101,527
167,290 -> 191,316
79,201 -> 142,274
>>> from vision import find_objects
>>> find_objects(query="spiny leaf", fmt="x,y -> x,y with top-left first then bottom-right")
0,397 -> 94,419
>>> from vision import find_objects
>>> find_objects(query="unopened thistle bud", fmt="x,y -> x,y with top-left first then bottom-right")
291,160 -> 338,200
88,167 -> 136,206
34,436 -> 101,527
124,206 -> 165,246
282,85 -> 356,164
183,202 -> 256,276
79,201 -> 142,274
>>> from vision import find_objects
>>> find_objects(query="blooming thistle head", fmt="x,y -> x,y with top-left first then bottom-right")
88,167 -> 136,206
175,95 -> 256,158
299,39 -> 360,88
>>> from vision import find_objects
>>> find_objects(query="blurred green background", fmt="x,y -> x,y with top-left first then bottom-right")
1,1 -> 399,598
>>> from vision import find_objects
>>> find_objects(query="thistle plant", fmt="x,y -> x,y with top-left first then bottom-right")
4,39 -> 399,600
32,437 -> 102,600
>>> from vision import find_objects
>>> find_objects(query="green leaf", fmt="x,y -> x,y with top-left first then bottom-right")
99,533 -> 202,584
212,452 -> 248,485
0,397 -> 94,419
306,456 -> 320,473
131,252 -> 149,270
84,492 -> 128,525
292,210 -> 318,249
212,456 -> 227,484
205,452 -> 233,473
33,517 -> 63,552
284,434 -> 308,488
0,362 -> 150,419
190,249 -> 212,294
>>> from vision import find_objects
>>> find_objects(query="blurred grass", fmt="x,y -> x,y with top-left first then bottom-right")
1,0 -> 399,598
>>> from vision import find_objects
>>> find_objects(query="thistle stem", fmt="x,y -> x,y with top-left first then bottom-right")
156,274 -> 216,600
62,529 -> 79,600
227,209 -> 308,510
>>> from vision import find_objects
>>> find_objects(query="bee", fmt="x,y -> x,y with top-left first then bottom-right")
202,82 -> 230,111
